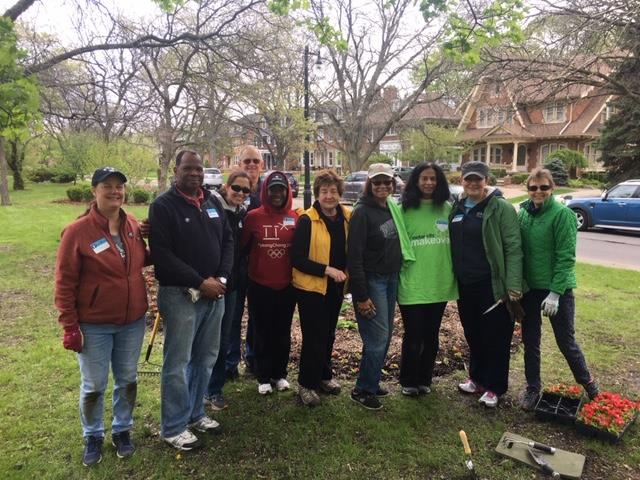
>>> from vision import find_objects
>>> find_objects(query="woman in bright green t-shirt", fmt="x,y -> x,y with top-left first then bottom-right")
396,163 -> 458,396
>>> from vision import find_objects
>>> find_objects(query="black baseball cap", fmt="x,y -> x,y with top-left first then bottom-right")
267,172 -> 288,189
91,167 -> 127,186
461,161 -> 490,179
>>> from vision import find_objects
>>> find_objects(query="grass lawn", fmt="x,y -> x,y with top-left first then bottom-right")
0,183 -> 638,479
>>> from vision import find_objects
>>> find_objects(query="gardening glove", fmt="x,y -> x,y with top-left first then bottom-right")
63,325 -> 84,353
507,289 -> 522,301
541,292 -> 560,317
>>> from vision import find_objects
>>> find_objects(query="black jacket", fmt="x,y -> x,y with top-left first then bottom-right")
149,186 -> 234,288
213,190 -> 246,291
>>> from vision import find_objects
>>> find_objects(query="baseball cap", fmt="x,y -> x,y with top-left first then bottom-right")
367,163 -> 393,179
267,172 -> 288,189
91,167 -> 127,186
461,161 -> 490,179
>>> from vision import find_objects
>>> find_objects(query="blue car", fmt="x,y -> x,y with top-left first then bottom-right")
563,179 -> 640,232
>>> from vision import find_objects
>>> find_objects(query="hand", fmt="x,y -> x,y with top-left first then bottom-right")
356,299 -> 377,319
63,325 -> 83,353
325,266 -> 347,283
199,277 -> 226,299
541,292 -> 560,317
508,289 -> 522,302
139,219 -> 151,238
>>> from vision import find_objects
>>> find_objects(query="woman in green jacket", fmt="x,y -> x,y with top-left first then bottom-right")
449,161 -> 523,408
517,168 -> 598,411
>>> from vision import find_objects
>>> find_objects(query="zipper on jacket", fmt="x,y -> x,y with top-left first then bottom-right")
89,285 -> 100,308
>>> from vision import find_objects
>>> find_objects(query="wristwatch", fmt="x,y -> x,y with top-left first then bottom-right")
219,277 -> 227,285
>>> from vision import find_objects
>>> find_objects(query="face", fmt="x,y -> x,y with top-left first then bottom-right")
418,168 -> 437,199
92,176 -> 125,210
317,183 -> 341,212
239,147 -> 263,184
370,174 -> 394,201
227,177 -> 251,207
267,184 -> 287,208
174,153 -> 204,193
528,178 -> 553,206
462,174 -> 487,199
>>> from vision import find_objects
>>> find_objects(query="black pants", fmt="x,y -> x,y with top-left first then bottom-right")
296,282 -> 343,389
247,281 -> 296,384
398,302 -> 447,388
457,281 -> 514,395
521,289 -> 591,392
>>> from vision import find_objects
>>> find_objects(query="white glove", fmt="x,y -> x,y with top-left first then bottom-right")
541,292 -> 560,317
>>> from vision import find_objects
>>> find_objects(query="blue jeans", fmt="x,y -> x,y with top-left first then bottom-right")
207,289 -> 237,397
77,317 -> 146,438
354,273 -> 398,394
159,286 -> 224,437
226,258 -> 255,371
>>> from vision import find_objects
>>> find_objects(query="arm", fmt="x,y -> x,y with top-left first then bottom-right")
347,207 -> 369,302
54,226 -> 82,329
215,201 -> 234,279
550,207 -> 577,295
292,215 -> 327,277
498,201 -> 524,294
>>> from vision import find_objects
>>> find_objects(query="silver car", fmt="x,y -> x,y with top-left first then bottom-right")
341,171 -> 404,204
203,168 -> 223,190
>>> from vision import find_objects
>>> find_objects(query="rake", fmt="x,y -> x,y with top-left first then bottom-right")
138,311 -> 162,376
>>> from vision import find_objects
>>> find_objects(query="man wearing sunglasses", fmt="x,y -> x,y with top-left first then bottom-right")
239,145 -> 264,211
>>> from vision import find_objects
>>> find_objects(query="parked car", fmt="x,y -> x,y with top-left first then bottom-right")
449,184 -> 463,202
341,171 -> 404,204
203,167 -> 223,190
393,166 -> 413,182
260,170 -> 299,197
562,179 -> 640,232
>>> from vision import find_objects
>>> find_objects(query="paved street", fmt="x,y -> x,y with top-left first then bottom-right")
576,230 -> 640,270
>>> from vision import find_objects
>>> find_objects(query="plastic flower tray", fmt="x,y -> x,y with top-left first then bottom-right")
575,413 -> 638,443
534,392 -> 582,425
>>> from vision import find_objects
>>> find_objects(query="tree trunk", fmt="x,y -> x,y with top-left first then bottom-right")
0,137 -> 12,206
7,139 -> 25,190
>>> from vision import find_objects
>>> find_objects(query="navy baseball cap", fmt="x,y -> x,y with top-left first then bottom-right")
267,172 -> 288,189
91,167 -> 127,186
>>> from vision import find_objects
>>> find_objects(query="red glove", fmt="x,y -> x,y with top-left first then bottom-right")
63,325 -> 84,353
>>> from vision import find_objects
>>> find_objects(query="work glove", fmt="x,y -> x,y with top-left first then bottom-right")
541,292 -> 560,317
507,289 -> 522,302
63,325 -> 84,353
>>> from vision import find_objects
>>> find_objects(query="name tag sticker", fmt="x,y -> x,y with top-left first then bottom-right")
206,208 -> 219,219
435,219 -> 449,231
452,214 -> 464,223
90,237 -> 110,254
283,217 -> 295,227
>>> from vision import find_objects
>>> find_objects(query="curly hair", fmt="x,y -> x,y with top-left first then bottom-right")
313,169 -> 344,197
401,163 -> 450,210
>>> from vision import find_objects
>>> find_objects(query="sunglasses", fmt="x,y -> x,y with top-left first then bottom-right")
230,184 -> 251,194
242,158 -> 261,165
371,179 -> 393,186
528,185 -> 552,192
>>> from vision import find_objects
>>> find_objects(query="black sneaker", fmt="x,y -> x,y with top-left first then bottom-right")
82,435 -> 103,466
351,389 -> 383,410
584,379 -> 599,400
519,387 -> 540,411
112,431 -> 135,459
376,386 -> 390,398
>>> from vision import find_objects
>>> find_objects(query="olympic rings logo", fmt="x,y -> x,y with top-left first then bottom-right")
267,248 -> 285,259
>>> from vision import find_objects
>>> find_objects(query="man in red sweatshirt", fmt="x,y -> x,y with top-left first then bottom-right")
241,171 -> 298,395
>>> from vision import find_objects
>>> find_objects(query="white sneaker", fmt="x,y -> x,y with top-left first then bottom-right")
272,378 -> 290,391
162,429 -> 199,451
188,416 -> 221,433
258,383 -> 273,395
458,379 -> 482,394
478,391 -> 499,408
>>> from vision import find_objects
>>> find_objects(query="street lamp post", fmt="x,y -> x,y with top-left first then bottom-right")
303,45 -> 312,209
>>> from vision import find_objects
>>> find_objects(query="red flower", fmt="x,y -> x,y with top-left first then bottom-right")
577,391 -> 640,435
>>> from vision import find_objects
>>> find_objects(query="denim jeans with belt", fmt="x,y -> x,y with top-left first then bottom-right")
521,289 -> 592,392
158,286 -> 224,437
207,289 -> 237,397
354,272 -> 398,394
77,316 -> 146,438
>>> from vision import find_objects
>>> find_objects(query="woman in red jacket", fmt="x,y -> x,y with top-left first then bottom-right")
55,167 -> 149,467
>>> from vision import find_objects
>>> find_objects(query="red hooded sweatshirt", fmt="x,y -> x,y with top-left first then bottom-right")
241,171 -> 298,290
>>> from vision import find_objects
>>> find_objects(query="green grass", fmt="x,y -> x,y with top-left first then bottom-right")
0,183 -> 638,479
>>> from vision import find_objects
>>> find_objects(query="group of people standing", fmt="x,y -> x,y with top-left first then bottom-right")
54,149 -> 598,466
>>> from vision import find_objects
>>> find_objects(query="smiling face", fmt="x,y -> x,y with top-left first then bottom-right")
227,176 -> 251,207
92,176 -> 125,211
239,146 -> 263,186
528,178 -> 554,207
370,174 -> 394,202
462,174 -> 487,201
174,152 -> 204,194
268,184 -> 287,209
317,183 -> 341,213
418,167 -> 437,199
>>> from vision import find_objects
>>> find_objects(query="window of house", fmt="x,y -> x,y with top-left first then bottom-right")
583,142 -> 601,166
472,147 -> 486,163
262,135 -> 270,147
328,151 -> 334,166
477,108 -> 493,128
540,143 -> 568,162
600,103 -> 616,123
490,81 -> 501,97
490,146 -> 503,164
544,102 -> 566,123
260,119 -> 267,129
477,107 -> 512,128
254,136 -> 263,148
387,125 -> 397,136
317,128 -> 324,141
309,151 -> 314,166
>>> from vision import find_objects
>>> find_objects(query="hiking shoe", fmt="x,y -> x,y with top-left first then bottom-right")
319,379 -> 342,395
111,431 -> 135,459
205,394 -> 229,411
162,429 -> 199,451
82,435 -> 103,466
351,389 -> 383,410
258,383 -> 273,395
458,379 -> 483,394
298,386 -> 321,407
272,378 -> 290,391
519,387 -> 540,411
584,379 -> 599,400
479,390 -> 499,408
418,385 -> 432,395
375,386 -> 390,397
401,386 -> 419,397
188,416 -> 221,433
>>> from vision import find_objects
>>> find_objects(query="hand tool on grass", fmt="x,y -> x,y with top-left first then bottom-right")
138,312 -> 162,376
528,447 -> 561,478
503,436 -> 556,454
459,430 -> 478,479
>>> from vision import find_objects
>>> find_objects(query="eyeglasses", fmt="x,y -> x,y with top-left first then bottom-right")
528,185 -> 552,192
371,179 -> 393,186
242,158 -> 261,165
230,184 -> 251,194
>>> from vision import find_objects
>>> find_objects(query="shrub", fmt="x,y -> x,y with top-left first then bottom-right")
568,179 -> 584,188
130,188 -> 150,204
581,171 -> 607,183
511,173 -> 529,185
491,168 -> 507,178
51,169 -> 76,183
544,158 -> 570,186
66,184 -> 93,202
547,148 -> 588,170
27,166 -> 76,183
447,172 -> 461,184
488,173 -> 497,186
